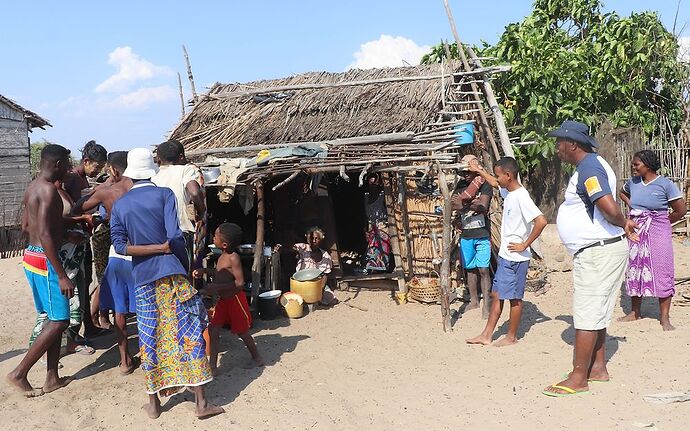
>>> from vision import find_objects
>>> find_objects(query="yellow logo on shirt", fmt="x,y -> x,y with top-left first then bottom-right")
584,176 -> 602,196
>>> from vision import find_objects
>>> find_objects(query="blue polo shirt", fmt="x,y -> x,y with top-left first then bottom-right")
556,153 -> 624,255
110,181 -> 188,286
623,176 -> 682,211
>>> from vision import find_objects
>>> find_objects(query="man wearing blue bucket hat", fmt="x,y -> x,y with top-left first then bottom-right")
542,120 -> 638,397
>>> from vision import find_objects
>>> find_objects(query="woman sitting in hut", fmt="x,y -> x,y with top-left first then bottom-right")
292,227 -> 337,305
618,150 -> 686,330
364,174 -> 392,273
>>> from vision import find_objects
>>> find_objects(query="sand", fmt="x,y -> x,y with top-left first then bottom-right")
1,225 -> 690,430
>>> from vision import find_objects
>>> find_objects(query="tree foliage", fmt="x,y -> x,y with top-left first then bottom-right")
29,140 -> 48,175
422,0 -> 686,168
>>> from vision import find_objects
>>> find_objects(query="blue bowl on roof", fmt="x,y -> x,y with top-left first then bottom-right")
453,123 -> 475,145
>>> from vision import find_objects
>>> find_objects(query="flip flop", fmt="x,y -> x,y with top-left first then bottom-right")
71,345 -> 95,355
542,384 -> 589,397
562,372 -> 610,383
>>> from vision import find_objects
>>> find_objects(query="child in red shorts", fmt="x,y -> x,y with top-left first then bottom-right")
193,223 -> 264,374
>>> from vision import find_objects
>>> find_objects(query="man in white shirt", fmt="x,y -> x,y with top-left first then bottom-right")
542,120 -> 637,397
152,140 -> 206,271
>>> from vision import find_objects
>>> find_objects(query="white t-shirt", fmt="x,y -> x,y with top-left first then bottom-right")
556,154 -> 624,255
152,164 -> 199,233
498,186 -> 543,262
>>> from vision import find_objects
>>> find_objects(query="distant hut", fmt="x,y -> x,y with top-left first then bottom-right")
170,63 -> 511,318
0,95 -> 50,257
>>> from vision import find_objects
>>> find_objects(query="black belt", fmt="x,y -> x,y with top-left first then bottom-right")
575,235 -> 626,256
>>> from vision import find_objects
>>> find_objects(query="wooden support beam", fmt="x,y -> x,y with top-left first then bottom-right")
182,45 -> 198,101
382,173 -> 408,295
251,181 -> 265,305
399,173 -> 414,275
437,164 -> 453,332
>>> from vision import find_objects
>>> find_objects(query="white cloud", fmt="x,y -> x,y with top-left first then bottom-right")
347,35 -> 430,70
95,46 -> 173,93
109,85 -> 176,108
680,36 -> 690,63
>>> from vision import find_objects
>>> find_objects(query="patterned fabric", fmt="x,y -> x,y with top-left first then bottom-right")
365,225 -> 392,271
92,220 -> 111,283
29,242 -> 85,346
136,275 -> 213,395
294,243 -> 333,274
626,209 -> 675,298
458,175 -> 486,207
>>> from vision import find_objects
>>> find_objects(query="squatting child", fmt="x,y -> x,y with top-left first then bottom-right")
466,156 -> 547,347
193,223 -> 264,374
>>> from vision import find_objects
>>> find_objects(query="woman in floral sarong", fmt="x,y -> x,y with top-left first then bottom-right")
619,150 -> 686,330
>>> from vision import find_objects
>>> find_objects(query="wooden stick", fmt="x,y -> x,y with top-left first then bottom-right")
251,181 -> 265,304
382,174 -> 408,294
272,170 -> 301,191
182,45 -> 198,101
399,173 -> 414,275
358,163 -> 372,187
436,164 -> 453,332
206,75 -> 449,100
177,72 -> 185,118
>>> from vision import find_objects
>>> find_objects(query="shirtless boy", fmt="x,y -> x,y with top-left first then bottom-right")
193,223 -> 264,374
7,144 -> 75,397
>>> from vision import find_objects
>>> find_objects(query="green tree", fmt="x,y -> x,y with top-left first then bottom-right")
422,0 -> 685,169
29,140 -> 49,175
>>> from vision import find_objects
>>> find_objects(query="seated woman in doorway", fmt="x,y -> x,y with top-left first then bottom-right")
292,227 -> 337,305
364,174 -> 392,273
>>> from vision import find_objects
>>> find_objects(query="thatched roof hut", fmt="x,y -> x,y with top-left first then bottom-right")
171,64 -> 451,151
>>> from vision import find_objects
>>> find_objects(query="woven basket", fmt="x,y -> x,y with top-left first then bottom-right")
407,271 -> 441,303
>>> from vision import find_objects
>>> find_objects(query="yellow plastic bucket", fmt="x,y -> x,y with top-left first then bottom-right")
290,276 -> 325,304
280,292 -> 304,318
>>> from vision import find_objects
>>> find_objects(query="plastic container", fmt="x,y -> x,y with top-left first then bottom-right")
290,276 -> 325,304
280,292 -> 304,318
453,123 -> 475,145
257,290 -> 282,320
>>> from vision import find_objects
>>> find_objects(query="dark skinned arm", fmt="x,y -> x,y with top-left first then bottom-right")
39,187 -> 74,298
619,188 -> 631,208
669,198 -> 687,224
71,188 -> 105,215
202,254 -> 244,296
594,194 -> 638,240
125,241 -> 171,257
186,180 -> 206,224
469,193 -> 491,214
467,159 -> 499,188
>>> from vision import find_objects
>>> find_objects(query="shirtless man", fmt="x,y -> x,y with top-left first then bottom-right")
7,144 -> 75,397
72,151 -> 136,374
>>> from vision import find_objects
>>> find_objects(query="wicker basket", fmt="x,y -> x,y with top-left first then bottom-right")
407,271 -> 441,303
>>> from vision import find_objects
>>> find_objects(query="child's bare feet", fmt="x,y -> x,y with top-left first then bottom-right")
464,302 -> 479,311
661,318 -> 675,331
195,402 -> 225,419
241,357 -> 265,369
492,336 -> 518,347
6,372 -> 44,398
42,376 -> 73,394
617,312 -> 640,323
465,335 -> 492,345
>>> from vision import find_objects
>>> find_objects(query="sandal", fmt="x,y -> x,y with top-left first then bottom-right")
70,344 -> 95,355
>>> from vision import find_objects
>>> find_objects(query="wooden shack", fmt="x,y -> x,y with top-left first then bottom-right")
0,95 -> 50,257
170,62 -> 513,327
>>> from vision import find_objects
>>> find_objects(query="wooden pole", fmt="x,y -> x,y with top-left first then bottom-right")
436,164 -> 453,332
182,45 -> 198,102
381,174 -> 408,296
177,72 -> 185,118
441,0 -> 509,160
251,181 -> 265,305
399,173 -> 414,275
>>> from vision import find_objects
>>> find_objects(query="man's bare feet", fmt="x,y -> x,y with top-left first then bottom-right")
464,302 -> 479,311
466,335 -> 492,345
196,402 -> 225,419
6,373 -> 44,398
142,402 -> 161,419
661,319 -> 676,331
617,312 -> 641,323
492,336 -> 518,347
42,376 -> 73,394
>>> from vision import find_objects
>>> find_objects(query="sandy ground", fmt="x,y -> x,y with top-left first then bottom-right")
1,225 -> 690,430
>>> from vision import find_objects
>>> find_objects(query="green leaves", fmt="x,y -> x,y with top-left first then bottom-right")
421,0 -> 685,171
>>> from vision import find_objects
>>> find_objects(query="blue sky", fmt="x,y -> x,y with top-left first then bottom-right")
2,1 -> 688,154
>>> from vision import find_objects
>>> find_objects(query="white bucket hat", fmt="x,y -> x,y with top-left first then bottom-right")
123,147 -> 158,180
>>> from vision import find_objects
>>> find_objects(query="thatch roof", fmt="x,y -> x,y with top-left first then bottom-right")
0,94 -> 51,129
171,64 -> 453,151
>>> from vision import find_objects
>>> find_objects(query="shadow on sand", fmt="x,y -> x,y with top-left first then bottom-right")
554,315 -> 625,362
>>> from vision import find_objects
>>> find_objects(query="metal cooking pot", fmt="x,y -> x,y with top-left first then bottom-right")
202,167 -> 221,184
237,244 -> 256,255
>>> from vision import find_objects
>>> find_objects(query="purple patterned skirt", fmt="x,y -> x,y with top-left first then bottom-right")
625,209 -> 675,298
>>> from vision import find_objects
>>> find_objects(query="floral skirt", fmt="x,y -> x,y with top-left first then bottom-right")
136,275 -> 212,395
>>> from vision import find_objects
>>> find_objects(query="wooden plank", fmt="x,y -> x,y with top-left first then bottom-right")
382,173 -> 407,294
251,181 -> 265,305
437,165 -> 453,332
398,173 -> 414,275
